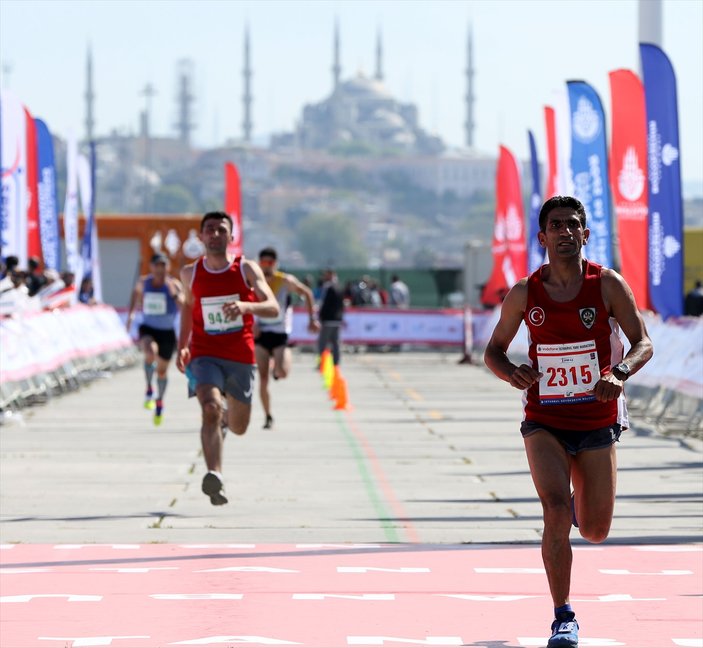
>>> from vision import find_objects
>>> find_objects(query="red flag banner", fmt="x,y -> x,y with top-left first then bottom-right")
481,145 -> 528,307
544,106 -> 558,200
224,162 -> 243,257
609,69 -> 649,310
25,107 -> 42,261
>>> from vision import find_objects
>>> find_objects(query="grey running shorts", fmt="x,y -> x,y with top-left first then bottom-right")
520,420 -> 622,455
186,356 -> 256,404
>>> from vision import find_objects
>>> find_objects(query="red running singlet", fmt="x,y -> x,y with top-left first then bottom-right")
189,256 -> 257,364
523,260 -> 628,430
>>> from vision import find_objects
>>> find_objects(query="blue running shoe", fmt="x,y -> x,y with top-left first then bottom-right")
548,618 -> 579,647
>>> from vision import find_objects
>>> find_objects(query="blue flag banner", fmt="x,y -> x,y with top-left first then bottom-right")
527,130 -> 544,272
34,119 -> 60,271
566,80 -> 613,268
640,43 -> 684,319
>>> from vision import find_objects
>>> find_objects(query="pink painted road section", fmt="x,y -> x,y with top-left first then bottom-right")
1,543 -> 701,647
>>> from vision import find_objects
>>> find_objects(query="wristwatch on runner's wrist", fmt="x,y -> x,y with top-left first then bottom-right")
612,362 -> 631,381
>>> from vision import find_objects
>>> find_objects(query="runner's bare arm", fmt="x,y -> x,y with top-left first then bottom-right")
125,276 -> 144,332
484,280 -> 542,390
176,264 -> 195,372
167,276 -> 186,307
240,260 -> 280,319
601,268 -> 654,377
285,273 -> 321,333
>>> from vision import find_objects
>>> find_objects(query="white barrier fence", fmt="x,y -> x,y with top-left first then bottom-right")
3,306 -> 701,435
1,305 -> 137,414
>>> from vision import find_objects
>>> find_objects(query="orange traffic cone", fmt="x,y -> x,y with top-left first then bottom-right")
333,374 -> 351,410
329,365 -> 342,400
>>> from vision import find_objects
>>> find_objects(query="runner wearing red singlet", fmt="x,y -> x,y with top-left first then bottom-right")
484,196 -> 653,647
176,212 -> 279,506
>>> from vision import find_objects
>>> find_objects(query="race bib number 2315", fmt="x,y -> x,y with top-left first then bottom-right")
537,340 -> 600,405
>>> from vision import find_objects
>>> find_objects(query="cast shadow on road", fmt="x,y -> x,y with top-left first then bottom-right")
0,542 -> 538,570
1,511 -> 184,523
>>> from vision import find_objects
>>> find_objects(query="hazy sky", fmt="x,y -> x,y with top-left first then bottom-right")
2,0 -> 702,190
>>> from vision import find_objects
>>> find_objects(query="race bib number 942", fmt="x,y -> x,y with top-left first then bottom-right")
201,294 -> 243,334
537,340 -> 600,405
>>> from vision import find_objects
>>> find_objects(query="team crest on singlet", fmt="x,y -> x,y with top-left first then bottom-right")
528,307 -> 545,326
579,307 -> 596,329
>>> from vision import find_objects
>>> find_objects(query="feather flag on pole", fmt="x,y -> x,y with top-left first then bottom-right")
0,90 -> 29,267
481,145 -> 528,307
225,162 -> 243,257
609,69 -> 650,310
640,43 -> 684,319
567,79 -> 614,268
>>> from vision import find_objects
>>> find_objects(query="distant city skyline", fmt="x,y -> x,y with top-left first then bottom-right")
1,0 -> 702,194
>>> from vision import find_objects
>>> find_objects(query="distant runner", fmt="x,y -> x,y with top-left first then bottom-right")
126,253 -> 184,425
176,212 -> 279,506
254,247 -> 320,429
484,195 -> 653,647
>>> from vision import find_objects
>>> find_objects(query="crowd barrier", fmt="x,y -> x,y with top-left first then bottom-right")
0,305 -> 139,416
4,305 -> 701,437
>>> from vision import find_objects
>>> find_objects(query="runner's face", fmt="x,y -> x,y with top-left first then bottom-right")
200,219 -> 232,255
539,207 -> 589,259
258,257 -> 277,278
151,262 -> 167,281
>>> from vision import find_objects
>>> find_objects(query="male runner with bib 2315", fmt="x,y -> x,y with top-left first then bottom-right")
484,195 -> 653,647
176,212 -> 279,506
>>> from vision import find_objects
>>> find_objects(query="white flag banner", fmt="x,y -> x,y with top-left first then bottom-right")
75,152 -> 103,303
0,90 -> 29,267
63,132 -> 80,277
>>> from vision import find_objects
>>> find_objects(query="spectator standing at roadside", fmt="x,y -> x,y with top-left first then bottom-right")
25,257 -> 48,297
317,268 -> 345,366
684,280 -> 703,317
389,274 -> 410,309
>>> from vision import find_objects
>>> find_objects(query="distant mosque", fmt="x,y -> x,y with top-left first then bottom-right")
293,24 -> 444,154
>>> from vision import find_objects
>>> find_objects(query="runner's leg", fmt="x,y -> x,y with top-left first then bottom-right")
570,444 -> 617,544
226,394 -> 252,436
272,344 -> 291,380
196,384 -> 225,472
255,344 -> 272,418
524,429 -> 573,608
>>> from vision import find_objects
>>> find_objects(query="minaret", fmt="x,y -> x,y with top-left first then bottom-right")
464,25 -> 475,148
242,24 -> 253,143
85,45 -> 95,143
332,19 -> 341,90
175,59 -> 195,147
375,28 -> 383,81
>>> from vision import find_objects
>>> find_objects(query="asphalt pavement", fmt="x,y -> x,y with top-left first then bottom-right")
1,349 -> 701,546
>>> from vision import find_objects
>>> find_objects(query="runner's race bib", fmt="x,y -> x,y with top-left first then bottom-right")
201,294 -> 243,334
142,292 -> 167,316
537,340 -> 599,405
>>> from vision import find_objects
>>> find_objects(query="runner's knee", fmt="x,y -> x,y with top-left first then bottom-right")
579,520 -> 611,544
201,399 -> 223,424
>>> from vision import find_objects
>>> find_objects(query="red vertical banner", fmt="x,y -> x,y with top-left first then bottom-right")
608,69 -> 649,310
481,145 -> 528,307
24,107 -> 42,261
544,106 -> 558,200
224,161 -> 243,257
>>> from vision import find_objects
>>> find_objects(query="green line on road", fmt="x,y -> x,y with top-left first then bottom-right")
334,411 -> 401,543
